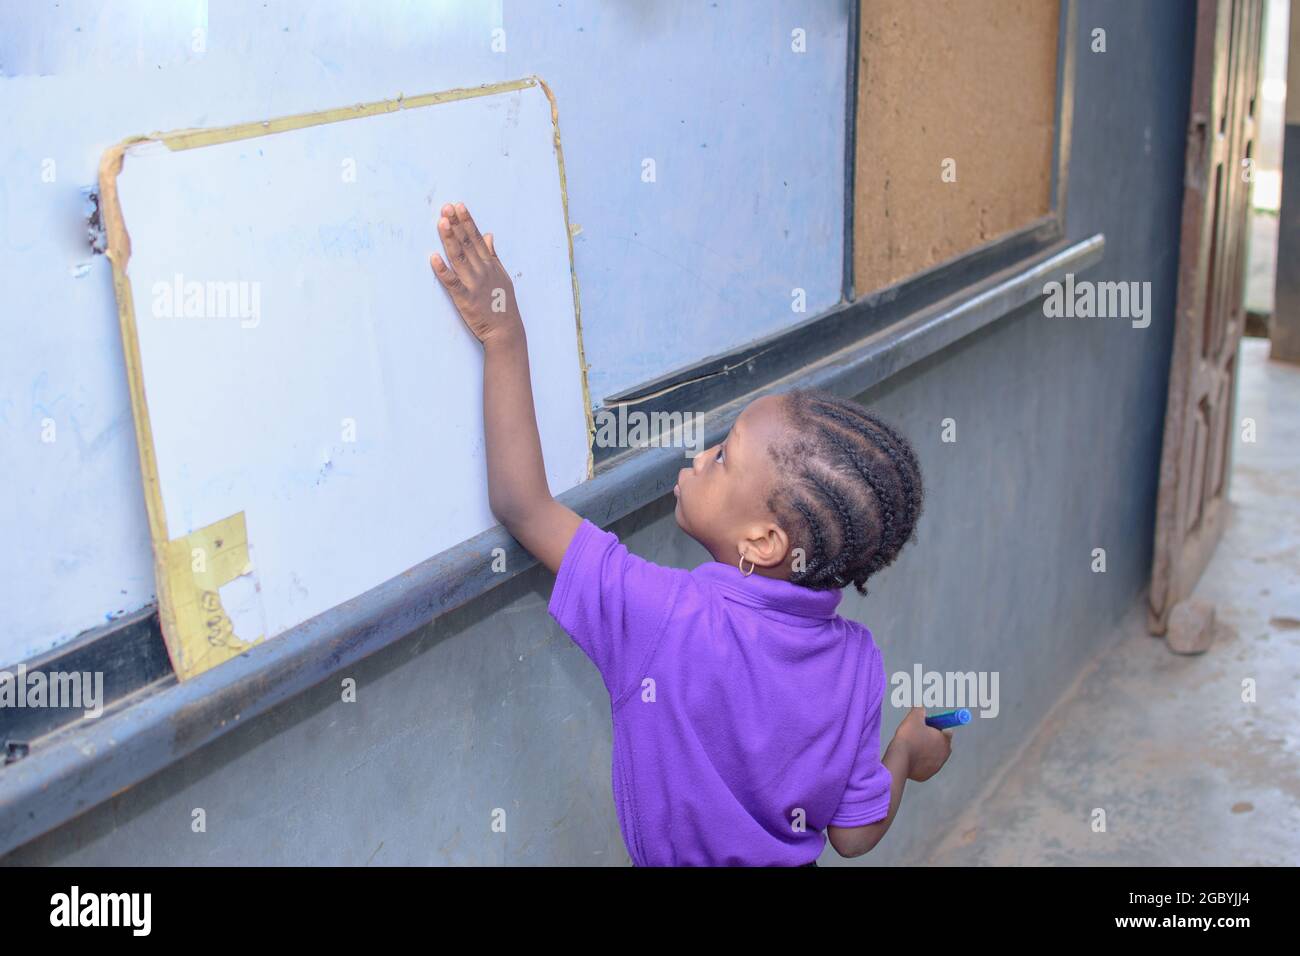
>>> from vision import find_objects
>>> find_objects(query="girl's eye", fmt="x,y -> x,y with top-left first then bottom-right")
715,444 -> 725,464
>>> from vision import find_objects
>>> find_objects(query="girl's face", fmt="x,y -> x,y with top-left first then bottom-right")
673,393 -> 795,576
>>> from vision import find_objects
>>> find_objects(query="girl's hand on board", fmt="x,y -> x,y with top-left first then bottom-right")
892,706 -> 954,782
430,202 -> 522,345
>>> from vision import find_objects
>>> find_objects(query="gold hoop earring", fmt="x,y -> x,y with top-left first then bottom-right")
738,554 -> 756,576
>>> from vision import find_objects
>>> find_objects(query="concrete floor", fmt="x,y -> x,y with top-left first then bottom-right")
927,338 -> 1300,865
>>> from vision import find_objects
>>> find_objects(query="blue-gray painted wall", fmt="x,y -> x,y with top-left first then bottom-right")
4,0 -> 1195,865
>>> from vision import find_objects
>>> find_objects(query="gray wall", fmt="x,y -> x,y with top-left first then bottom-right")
5,0 -> 1195,865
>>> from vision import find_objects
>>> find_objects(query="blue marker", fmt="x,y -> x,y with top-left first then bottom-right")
925,708 -> 972,730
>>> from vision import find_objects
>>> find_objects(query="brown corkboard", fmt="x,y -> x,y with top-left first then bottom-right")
853,0 -> 1060,295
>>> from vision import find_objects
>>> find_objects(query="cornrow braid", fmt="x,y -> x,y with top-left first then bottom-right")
764,389 -> 924,595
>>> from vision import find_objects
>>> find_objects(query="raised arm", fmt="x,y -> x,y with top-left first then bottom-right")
430,202 -> 581,573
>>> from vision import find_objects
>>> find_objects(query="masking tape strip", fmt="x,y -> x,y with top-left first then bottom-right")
98,139 -> 186,672
537,77 -> 595,480
99,76 -> 593,680
154,77 -> 539,152
161,512 -> 263,680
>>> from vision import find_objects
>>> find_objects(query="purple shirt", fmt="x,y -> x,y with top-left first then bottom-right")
548,518 -> 892,866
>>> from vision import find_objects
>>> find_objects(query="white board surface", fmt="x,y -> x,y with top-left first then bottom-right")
109,80 -> 589,677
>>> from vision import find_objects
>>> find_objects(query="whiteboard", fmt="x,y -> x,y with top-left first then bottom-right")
101,78 -> 591,680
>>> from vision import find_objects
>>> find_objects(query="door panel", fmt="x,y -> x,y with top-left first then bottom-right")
1149,0 -> 1263,634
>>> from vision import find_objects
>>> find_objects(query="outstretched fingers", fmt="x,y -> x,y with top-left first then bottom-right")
438,205 -> 473,268
454,202 -> 491,260
437,202 -> 495,269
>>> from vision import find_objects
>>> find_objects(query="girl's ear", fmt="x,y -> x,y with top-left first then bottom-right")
743,524 -> 790,569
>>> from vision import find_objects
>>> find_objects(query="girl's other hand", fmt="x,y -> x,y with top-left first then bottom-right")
892,706 -> 954,782
430,202 -> 522,345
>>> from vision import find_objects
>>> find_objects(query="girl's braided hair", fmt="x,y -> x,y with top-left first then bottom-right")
765,388 -> 924,595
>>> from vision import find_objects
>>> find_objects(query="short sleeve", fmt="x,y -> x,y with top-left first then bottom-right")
547,518 -> 686,702
828,646 -> 893,827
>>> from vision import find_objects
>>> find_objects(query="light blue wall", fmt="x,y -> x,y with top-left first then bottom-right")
0,0 -> 848,665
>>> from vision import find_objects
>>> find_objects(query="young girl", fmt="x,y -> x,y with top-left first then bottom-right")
430,203 -> 953,867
